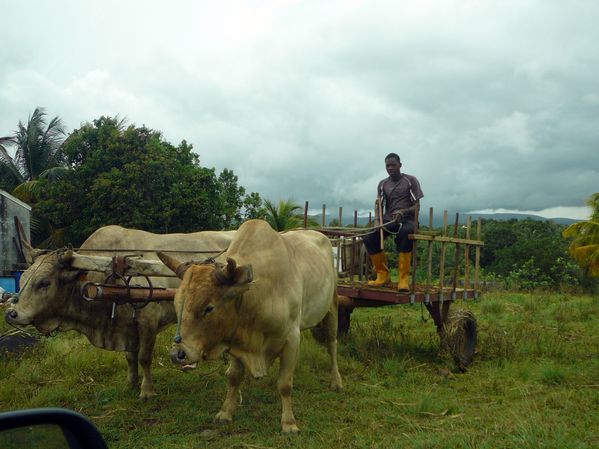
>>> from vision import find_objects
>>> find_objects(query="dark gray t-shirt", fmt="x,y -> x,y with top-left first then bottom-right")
377,173 -> 424,222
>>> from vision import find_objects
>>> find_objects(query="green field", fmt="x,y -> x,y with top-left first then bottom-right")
1,292 -> 598,449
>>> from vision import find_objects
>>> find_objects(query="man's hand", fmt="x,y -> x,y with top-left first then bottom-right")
392,210 -> 404,223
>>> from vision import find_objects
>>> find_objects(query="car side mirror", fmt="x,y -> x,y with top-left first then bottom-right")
0,408 -> 108,449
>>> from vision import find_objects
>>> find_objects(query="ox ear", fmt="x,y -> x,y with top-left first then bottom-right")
157,252 -> 190,279
22,239 -> 44,265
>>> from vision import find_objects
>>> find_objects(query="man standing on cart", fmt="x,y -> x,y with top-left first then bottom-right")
363,153 -> 424,291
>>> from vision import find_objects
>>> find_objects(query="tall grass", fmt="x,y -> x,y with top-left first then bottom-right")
1,292 -> 598,448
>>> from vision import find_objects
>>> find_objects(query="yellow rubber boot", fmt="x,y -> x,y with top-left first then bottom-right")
398,252 -> 412,292
367,252 -> 390,287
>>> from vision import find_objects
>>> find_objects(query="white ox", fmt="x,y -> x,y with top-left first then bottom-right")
158,219 -> 343,433
5,225 -> 234,399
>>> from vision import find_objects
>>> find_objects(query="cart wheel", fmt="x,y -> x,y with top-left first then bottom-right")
442,310 -> 477,371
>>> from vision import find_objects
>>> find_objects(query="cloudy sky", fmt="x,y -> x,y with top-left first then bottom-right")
1,0 -> 597,220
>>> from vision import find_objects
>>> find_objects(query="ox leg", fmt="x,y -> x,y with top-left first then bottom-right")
138,329 -> 158,400
278,330 -> 300,433
215,357 -> 245,424
322,306 -> 343,392
125,351 -> 140,388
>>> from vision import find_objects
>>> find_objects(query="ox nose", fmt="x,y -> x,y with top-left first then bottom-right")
170,347 -> 187,364
5,309 -> 18,323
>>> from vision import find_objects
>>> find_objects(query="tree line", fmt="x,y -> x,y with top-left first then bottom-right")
0,108 -> 304,246
1,107 -> 597,291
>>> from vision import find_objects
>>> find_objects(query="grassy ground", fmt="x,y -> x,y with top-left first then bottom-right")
1,291 -> 598,448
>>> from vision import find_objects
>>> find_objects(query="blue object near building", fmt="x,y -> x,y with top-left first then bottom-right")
0,275 -> 17,293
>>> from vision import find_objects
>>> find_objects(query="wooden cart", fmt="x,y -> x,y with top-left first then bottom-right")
303,202 -> 484,370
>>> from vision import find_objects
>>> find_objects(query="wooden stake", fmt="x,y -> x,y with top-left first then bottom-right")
475,217 -> 481,298
464,216 -> 472,292
439,210 -> 448,302
304,201 -> 309,228
426,207 -> 434,299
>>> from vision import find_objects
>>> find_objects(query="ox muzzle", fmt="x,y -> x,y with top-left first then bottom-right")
170,345 -> 188,364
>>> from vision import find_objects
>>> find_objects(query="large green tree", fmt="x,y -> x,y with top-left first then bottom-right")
563,193 -> 599,277
35,117 -> 235,246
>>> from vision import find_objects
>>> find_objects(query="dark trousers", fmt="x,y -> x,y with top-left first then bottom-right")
363,221 -> 415,255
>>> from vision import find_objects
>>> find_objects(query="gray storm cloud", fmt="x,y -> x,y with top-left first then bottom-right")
1,0 -> 597,219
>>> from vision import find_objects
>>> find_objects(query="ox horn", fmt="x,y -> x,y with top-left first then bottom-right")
157,252 -> 189,279
213,257 -> 253,286
21,239 -> 44,265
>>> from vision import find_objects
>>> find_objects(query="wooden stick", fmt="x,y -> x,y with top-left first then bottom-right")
322,204 -> 326,227
410,202 -> 420,295
338,207 -> 343,227
464,216 -> 472,293
377,199 -> 384,251
426,207 -> 434,299
439,210 -> 448,302
304,201 -> 309,228
354,210 -> 358,228
475,217 -> 481,298
451,213 -> 461,298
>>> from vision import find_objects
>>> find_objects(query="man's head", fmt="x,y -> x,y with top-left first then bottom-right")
384,153 -> 402,178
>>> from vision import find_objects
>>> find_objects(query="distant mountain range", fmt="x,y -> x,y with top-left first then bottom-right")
309,212 -> 579,228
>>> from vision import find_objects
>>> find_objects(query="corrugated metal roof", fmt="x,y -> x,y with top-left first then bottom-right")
0,189 -> 32,211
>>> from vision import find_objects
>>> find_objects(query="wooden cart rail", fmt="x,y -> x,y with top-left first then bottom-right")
301,201 -> 484,302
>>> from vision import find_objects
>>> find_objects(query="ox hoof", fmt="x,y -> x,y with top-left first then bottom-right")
330,381 -> 343,393
214,412 -> 232,425
281,423 -> 300,434
139,390 -> 157,400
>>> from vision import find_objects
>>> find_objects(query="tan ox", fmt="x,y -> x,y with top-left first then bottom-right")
158,219 -> 342,433
5,225 -> 234,399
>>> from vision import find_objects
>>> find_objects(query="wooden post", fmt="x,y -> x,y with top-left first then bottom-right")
377,199 -> 384,251
322,204 -> 326,227
475,217 -> 481,298
410,202 -> 420,297
451,213 -> 461,300
336,237 -> 342,274
425,207 -> 434,302
304,201 -> 309,228
354,210 -> 358,228
338,207 -> 343,227
439,210 -> 448,302
368,212 -> 372,227
464,216 -> 472,297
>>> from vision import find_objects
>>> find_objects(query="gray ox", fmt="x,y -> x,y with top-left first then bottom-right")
5,225 -> 234,399
158,219 -> 342,433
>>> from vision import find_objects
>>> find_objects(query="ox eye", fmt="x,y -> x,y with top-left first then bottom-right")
203,304 -> 214,316
37,279 -> 51,289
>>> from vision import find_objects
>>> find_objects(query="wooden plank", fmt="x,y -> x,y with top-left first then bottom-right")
337,284 -> 477,306
68,254 -> 177,277
409,234 -> 484,246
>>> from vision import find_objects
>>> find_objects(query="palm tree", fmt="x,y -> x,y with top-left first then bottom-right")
563,193 -> 599,277
263,199 -> 304,231
0,107 -> 67,201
